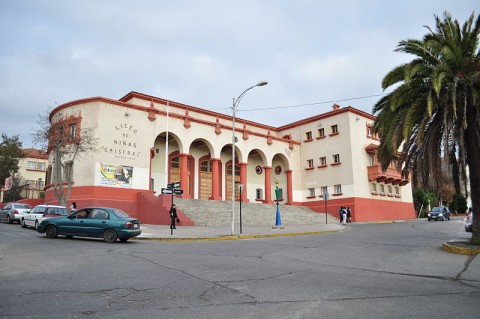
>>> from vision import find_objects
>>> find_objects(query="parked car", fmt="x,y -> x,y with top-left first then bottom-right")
0,203 -> 32,224
20,205 -> 69,230
427,206 -> 451,221
465,211 -> 473,233
37,207 -> 142,243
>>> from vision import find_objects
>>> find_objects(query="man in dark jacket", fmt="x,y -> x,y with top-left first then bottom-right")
170,204 -> 179,229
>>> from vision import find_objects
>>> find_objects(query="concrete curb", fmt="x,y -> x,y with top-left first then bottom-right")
442,241 -> 480,255
134,229 -> 340,242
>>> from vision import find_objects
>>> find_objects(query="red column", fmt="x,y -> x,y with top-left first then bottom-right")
239,162 -> 249,203
263,166 -> 273,204
179,153 -> 190,198
210,158 -> 221,200
285,170 -> 293,205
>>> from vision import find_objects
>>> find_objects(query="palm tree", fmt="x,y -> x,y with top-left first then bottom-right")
372,12 -> 480,244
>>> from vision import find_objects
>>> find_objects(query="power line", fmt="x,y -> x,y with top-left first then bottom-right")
238,93 -> 386,112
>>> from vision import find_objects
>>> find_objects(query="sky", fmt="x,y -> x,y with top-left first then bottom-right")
0,0 -> 478,148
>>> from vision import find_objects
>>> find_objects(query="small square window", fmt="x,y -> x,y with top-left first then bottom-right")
307,159 -> 314,168
305,131 -> 312,140
320,186 -> 328,196
334,184 -> 342,194
331,125 -> 338,134
333,154 -> 340,163
319,157 -> 327,166
308,188 -> 316,197
318,128 -> 325,137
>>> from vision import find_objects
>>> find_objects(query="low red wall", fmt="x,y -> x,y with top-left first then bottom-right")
302,197 -> 416,222
44,186 -> 194,226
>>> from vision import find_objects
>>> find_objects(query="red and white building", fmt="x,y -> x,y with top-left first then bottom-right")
43,91 -> 415,223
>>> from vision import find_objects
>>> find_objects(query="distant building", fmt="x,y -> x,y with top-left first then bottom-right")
16,148 -> 47,199
43,92 -> 415,223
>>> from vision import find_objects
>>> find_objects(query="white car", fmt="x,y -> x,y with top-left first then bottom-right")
20,205 -> 69,230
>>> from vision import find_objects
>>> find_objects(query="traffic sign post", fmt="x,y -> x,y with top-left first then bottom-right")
324,192 -> 329,224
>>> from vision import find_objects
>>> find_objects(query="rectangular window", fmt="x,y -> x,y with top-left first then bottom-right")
320,186 -> 328,196
307,159 -> 314,168
26,180 -> 35,188
395,186 -> 400,197
305,131 -> 312,140
388,185 -> 392,196
368,154 -> 375,166
380,184 -> 385,194
37,180 -> 45,190
331,124 -> 338,134
69,124 -> 77,141
334,184 -> 342,194
27,161 -> 36,170
256,188 -> 263,200
308,188 -> 316,197
37,162 -> 46,171
371,183 -> 377,194
319,157 -> 327,166
318,128 -> 325,137
333,154 -> 340,163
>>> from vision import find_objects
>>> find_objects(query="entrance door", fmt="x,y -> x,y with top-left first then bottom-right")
199,160 -> 212,199
226,164 -> 240,201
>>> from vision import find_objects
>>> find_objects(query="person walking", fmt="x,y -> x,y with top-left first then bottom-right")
169,204 -> 179,230
341,207 -> 347,225
347,207 -> 352,223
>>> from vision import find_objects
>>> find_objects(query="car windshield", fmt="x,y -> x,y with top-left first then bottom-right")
111,208 -> 132,219
431,207 -> 443,212
15,204 -> 32,209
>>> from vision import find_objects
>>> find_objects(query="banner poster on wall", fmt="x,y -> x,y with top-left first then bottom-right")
100,163 -> 133,187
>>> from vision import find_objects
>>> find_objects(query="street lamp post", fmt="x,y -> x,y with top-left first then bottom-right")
231,81 -> 268,235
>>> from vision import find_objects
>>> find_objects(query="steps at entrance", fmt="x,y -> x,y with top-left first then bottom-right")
174,198 -> 337,226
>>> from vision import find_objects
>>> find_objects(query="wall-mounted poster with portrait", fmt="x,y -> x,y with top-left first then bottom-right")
100,163 -> 133,187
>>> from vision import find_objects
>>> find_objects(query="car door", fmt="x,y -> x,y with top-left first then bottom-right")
84,208 -> 110,237
0,204 -> 11,220
60,209 -> 92,236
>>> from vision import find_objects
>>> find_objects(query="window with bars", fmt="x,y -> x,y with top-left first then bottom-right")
256,188 -> 263,200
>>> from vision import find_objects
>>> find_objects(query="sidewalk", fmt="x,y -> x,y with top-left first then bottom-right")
136,223 -> 345,241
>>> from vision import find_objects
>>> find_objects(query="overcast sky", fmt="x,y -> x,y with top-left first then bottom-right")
1,0 -> 478,148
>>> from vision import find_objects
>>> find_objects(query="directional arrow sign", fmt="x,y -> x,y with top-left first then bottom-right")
173,189 -> 184,195
161,188 -> 174,194
166,182 -> 181,189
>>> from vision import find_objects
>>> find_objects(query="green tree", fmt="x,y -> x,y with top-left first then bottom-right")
449,193 -> 468,214
413,188 -> 436,217
373,12 -> 480,244
0,133 -> 25,188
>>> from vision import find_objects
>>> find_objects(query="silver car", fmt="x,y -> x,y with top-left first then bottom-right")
0,203 -> 32,224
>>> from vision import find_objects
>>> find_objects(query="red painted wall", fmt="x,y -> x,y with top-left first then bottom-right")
303,197 -> 416,222
44,186 -> 194,226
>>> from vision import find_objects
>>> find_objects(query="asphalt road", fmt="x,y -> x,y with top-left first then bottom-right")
0,218 -> 478,319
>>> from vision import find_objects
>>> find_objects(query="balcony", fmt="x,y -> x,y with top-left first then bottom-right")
367,165 -> 409,185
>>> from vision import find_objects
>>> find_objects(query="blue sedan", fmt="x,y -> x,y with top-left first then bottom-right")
37,207 -> 142,242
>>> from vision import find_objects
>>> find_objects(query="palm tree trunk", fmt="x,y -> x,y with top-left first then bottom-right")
466,126 -> 480,244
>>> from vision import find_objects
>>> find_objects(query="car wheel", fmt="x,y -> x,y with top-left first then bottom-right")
45,225 -> 59,238
34,221 -> 39,230
7,215 -> 13,224
119,238 -> 129,242
21,219 -> 27,228
103,229 -> 118,243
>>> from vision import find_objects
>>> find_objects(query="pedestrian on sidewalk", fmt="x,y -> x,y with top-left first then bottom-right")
347,207 -> 352,223
170,204 -> 179,229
